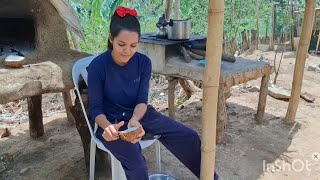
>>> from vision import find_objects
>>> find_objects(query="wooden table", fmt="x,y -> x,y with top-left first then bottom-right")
0,51 -> 89,138
148,55 -> 273,143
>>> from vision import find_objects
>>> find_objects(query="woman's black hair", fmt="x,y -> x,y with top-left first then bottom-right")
108,11 -> 141,49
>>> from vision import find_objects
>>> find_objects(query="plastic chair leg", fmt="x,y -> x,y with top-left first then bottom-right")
89,139 -> 97,180
111,153 -> 127,180
155,140 -> 161,172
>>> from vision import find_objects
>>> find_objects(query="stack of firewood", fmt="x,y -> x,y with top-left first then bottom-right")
179,43 -> 236,63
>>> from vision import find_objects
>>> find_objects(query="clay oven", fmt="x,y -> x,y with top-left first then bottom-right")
0,0 -> 88,137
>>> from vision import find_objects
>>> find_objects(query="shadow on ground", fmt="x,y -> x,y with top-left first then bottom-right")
0,100 -> 301,180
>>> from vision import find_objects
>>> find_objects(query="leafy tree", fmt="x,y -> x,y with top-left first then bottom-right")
69,0 -> 319,54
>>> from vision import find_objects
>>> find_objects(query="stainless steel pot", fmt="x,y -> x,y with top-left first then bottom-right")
167,19 -> 191,40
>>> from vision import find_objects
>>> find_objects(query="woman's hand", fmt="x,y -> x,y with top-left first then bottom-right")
102,121 -> 124,142
128,119 -> 145,144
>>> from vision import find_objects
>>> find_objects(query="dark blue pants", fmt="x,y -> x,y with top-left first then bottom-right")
97,105 -> 218,180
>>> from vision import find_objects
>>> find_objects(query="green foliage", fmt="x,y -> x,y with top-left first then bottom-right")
70,0 -> 124,53
69,0 -> 320,54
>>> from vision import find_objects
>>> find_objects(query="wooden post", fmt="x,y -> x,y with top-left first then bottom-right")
290,2 -> 295,51
216,85 -> 227,143
167,76 -> 178,119
28,95 -> 44,138
200,0 -> 224,179
284,0 -> 316,124
255,75 -> 270,123
62,91 -> 75,124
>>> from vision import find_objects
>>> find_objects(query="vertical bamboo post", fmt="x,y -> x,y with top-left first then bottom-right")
200,0 -> 224,179
284,0 -> 316,124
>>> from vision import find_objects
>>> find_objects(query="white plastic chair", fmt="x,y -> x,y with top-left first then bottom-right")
72,56 -> 161,180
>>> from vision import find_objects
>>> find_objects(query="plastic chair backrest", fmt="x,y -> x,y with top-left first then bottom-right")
72,55 -> 97,137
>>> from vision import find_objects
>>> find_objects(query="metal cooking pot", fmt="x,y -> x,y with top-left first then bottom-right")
167,19 -> 191,40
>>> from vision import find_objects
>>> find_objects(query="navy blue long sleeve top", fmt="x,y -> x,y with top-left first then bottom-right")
88,49 -> 152,123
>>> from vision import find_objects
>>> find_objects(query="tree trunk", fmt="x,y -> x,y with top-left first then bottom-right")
251,29 -> 258,50
255,0 -> 259,49
284,0 -> 316,124
174,0 -> 180,20
241,30 -> 249,50
247,29 -> 251,48
234,0 -> 243,38
269,2 -> 276,50
290,0 -> 295,50
200,0 -> 224,179
165,0 -> 173,22
229,0 -> 235,39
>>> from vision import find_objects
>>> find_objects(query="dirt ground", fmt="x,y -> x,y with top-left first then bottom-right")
1,50 -> 320,180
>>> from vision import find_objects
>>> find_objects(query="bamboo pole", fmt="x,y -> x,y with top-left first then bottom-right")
284,0 -> 316,124
200,0 -> 224,179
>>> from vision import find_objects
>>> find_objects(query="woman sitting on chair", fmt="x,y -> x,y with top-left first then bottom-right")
88,6 -> 218,180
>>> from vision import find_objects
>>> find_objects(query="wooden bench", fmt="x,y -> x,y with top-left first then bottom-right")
0,50 -> 88,138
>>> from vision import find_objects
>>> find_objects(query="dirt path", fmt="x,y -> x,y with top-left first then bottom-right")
1,51 -> 320,180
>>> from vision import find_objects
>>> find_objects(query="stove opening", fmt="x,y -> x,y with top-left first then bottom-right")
0,17 -> 35,50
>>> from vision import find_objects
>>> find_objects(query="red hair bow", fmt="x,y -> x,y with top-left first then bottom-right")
115,6 -> 138,18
